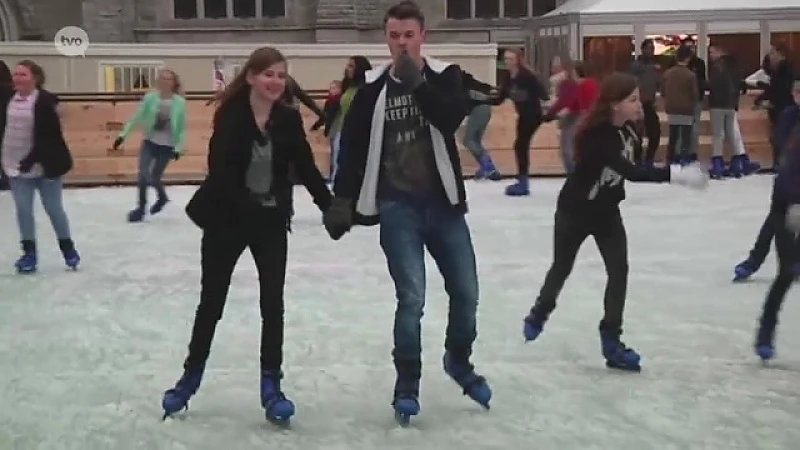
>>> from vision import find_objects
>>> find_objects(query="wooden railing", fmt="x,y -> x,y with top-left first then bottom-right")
54,91 -> 773,186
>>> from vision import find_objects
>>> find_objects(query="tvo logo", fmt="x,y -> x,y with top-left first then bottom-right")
54,26 -> 89,57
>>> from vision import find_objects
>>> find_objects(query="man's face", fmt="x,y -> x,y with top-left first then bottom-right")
709,46 -> 721,61
385,17 -> 425,63
684,41 -> 696,55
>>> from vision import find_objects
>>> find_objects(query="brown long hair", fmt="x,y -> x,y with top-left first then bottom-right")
212,47 -> 287,127
574,72 -> 638,163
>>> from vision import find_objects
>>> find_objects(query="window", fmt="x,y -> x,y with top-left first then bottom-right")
504,0 -> 529,17
262,0 -> 285,18
173,0 -> 285,18
204,0 -> 226,18
475,0 -> 500,18
101,63 -> 163,93
530,0 -> 557,16
446,0 -> 556,18
233,0 -> 256,17
173,0 -> 197,19
445,0 -> 470,19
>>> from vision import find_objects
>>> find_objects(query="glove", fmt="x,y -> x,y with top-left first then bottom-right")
669,162 -> 709,190
310,117 -> 325,131
786,204 -> 800,234
18,156 -> 34,173
112,137 -> 123,150
542,113 -> 556,123
172,151 -> 181,161
323,197 -> 354,240
394,51 -> 424,90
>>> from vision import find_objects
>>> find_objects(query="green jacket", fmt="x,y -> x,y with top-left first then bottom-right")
119,91 -> 187,154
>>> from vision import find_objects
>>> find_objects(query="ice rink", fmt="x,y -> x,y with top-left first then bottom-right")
1,175 -> 798,450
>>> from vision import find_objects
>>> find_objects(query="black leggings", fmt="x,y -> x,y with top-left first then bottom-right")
184,217 -> 289,371
514,115 -> 542,177
759,203 -> 795,334
641,101 -> 661,162
531,208 -> 629,331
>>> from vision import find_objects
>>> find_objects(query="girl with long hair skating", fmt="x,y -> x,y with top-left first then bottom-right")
521,73 -> 708,371
162,47 -> 331,425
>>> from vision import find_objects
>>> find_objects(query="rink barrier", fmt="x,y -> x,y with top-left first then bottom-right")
55,91 -> 774,187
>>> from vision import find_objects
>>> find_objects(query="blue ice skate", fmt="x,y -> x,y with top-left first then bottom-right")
600,329 -> 641,372
14,253 -> 37,274
475,154 -> 502,181
443,352 -> 491,409
162,365 -> 205,419
59,239 -> 80,270
709,156 -> 726,180
261,370 -> 295,426
523,312 -> 545,342
755,326 -> 776,362
505,176 -> 529,196
392,376 -> 420,426
733,259 -> 758,282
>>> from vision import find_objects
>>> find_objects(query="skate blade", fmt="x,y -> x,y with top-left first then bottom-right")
605,361 -> 642,372
267,415 -> 291,428
394,411 -> 412,427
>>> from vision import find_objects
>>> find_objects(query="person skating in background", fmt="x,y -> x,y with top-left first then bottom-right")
680,37 -> 707,158
522,73 -> 708,372
630,39 -> 662,166
461,70 -> 501,180
327,55 -> 372,186
0,60 -> 80,273
754,119 -> 800,362
733,80 -> 800,282
321,79 -> 342,180
113,69 -> 187,222
491,48 -> 549,196
662,46 -> 699,165
707,45 -> 760,178
323,0 -> 492,425
164,47 -> 331,425
758,43 -> 795,169
542,57 -> 579,174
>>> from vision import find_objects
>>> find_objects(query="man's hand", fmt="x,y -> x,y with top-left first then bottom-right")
395,52 -> 424,90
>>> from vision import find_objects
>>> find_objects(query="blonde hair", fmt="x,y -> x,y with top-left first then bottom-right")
159,69 -> 183,95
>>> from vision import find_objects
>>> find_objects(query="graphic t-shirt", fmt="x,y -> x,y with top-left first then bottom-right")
377,75 -> 445,202
246,131 -> 277,208
148,99 -> 173,146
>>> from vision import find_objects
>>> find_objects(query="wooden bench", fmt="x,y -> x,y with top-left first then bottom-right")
58,93 -> 772,185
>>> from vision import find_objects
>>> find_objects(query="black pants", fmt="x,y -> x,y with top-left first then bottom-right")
641,101 -> 661,163
768,107 -> 781,168
514,115 -> 542,177
759,211 -> 795,335
184,216 -> 289,371
667,124 -> 693,162
747,194 -> 800,268
532,208 -> 629,331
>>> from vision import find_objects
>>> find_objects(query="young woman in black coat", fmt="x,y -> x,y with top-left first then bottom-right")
162,47 -> 331,425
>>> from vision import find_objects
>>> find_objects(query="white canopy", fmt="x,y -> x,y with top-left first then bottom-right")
544,0 -> 800,16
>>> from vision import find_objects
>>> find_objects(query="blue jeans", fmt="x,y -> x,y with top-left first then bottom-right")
9,176 -> 72,241
378,200 -> 480,366
558,114 -> 579,173
138,139 -> 173,208
462,104 -> 491,162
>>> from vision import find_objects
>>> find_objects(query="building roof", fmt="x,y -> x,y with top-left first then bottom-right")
544,0 -> 800,16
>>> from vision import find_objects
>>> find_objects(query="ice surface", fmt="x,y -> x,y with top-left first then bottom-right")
0,176 -> 799,450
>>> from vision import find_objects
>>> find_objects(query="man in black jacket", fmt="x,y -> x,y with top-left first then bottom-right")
322,0 -> 491,424
680,37 -> 707,156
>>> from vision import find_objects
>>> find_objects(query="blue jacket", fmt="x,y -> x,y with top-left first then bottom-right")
775,104 -> 800,205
